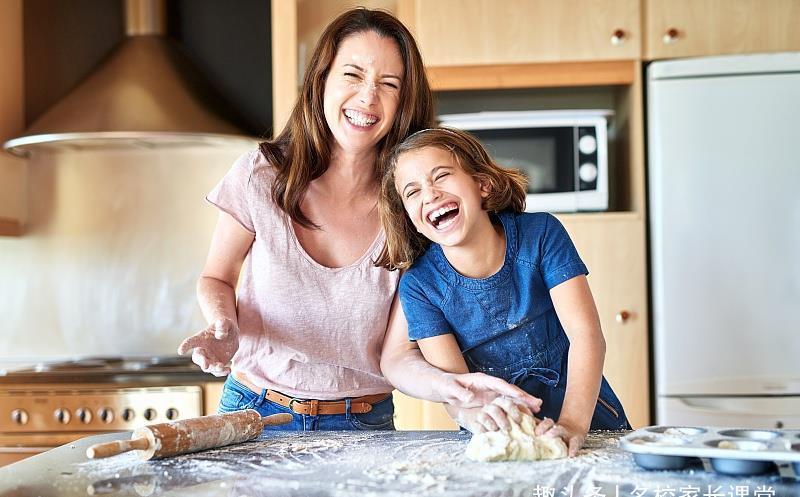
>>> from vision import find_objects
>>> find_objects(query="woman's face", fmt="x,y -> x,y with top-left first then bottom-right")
323,31 -> 404,157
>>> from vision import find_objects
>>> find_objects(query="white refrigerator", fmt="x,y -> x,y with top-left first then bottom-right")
648,53 -> 800,429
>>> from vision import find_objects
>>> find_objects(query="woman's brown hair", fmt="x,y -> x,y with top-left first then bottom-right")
375,127 -> 528,270
260,8 -> 435,228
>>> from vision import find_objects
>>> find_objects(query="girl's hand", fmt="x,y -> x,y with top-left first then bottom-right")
457,396 -> 534,434
534,417 -> 588,457
177,318 -> 240,376
437,372 -> 542,412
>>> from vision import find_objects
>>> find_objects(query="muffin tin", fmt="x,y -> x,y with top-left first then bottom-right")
619,426 -> 800,479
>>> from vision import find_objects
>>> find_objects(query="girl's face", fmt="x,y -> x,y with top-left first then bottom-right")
323,31 -> 403,157
394,146 -> 490,248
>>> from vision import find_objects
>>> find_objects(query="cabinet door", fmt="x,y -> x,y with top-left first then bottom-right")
411,0 -> 640,66
559,214 -> 650,428
0,0 -> 26,236
393,391 -> 459,430
645,0 -> 800,59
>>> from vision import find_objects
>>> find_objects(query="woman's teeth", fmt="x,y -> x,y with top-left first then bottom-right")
344,109 -> 378,127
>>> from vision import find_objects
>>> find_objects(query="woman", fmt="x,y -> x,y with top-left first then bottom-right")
178,8 -> 534,431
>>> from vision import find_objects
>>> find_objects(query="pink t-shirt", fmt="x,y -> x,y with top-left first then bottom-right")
207,149 -> 398,399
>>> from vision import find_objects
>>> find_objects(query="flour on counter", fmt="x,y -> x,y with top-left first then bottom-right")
71,430 -> 791,497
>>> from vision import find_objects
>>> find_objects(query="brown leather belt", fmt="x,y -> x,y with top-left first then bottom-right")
233,372 -> 390,415
264,390 -> 390,415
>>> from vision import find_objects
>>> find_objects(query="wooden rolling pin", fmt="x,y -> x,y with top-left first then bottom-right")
86,410 -> 293,460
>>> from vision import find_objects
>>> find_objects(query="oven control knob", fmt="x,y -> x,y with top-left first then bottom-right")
165,408 -> 179,420
579,162 -> 598,183
143,408 -> 157,421
11,409 -> 29,425
54,408 -> 71,424
578,135 -> 597,155
121,408 -> 135,422
76,407 -> 92,424
98,407 -> 114,424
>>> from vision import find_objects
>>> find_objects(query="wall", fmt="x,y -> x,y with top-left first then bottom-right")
0,145 -> 252,359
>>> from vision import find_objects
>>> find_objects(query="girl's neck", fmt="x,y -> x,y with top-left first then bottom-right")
442,214 -> 506,279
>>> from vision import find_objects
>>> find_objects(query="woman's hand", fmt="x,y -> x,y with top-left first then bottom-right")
534,417 -> 588,457
177,318 -> 240,376
455,396 -> 533,434
436,372 -> 543,412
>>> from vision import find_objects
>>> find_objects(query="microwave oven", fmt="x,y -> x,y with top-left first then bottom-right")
437,110 -> 611,213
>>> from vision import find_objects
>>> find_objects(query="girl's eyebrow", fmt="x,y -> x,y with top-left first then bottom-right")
400,164 -> 453,194
344,63 -> 402,81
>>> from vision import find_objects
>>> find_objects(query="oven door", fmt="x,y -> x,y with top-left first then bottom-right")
0,433 -> 78,467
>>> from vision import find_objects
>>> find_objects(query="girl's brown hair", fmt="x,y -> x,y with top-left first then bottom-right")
259,8 -> 434,228
375,127 -> 528,270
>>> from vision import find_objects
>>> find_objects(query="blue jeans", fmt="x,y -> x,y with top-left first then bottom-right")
217,375 -> 395,431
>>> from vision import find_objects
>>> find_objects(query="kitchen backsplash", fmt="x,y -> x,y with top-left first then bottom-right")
0,145 -> 252,358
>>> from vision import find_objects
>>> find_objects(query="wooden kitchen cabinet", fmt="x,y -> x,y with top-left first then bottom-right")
0,0 -> 27,236
645,0 -> 800,60
406,0 -> 641,67
559,214 -> 649,429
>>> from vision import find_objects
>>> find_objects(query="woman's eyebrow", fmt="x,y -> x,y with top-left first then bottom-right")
344,63 -> 401,81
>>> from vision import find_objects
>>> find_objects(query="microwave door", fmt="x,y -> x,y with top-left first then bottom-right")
470,127 -> 576,195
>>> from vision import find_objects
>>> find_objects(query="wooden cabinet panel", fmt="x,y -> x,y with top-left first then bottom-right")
411,0 -> 640,67
0,0 -> 26,236
645,0 -> 800,59
393,391 -> 458,430
559,214 -> 650,428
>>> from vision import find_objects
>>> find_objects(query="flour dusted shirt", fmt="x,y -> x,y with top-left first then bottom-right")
207,150 -> 397,399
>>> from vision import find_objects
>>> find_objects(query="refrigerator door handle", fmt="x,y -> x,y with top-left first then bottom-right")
670,396 -> 800,417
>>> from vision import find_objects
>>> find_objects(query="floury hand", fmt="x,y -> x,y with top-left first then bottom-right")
177,318 -> 240,376
438,372 -> 542,413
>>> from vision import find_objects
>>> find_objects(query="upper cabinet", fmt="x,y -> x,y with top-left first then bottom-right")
645,0 -> 800,59
0,0 -> 27,236
407,0 -> 641,67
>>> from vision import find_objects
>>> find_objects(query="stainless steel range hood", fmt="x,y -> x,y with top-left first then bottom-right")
3,0 -> 256,157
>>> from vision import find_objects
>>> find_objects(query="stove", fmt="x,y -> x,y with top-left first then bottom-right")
0,355 -> 209,383
0,356 -> 221,466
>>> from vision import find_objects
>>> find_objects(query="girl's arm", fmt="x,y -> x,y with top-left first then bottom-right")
539,274 -> 605,455
380,295 -> 541,412
415,333 -> 537,433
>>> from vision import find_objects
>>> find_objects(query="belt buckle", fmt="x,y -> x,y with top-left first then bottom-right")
289,398 -> 320,416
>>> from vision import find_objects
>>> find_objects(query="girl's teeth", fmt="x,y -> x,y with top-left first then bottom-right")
437,215 -> 456,230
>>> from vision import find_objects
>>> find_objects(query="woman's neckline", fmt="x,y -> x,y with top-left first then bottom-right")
287,218 -> 384,271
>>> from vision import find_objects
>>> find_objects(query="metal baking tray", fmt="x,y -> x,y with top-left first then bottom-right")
619,426 -> 800,480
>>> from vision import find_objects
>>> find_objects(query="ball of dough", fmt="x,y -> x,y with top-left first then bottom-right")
465,398 -> 568,462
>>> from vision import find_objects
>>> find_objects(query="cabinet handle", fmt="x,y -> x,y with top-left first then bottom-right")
615,310 -> 631,324
610,29 -> 626,46
662,28 -> 680,45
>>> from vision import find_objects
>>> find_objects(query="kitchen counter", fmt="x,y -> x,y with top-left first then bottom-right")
1,430 -> 798,497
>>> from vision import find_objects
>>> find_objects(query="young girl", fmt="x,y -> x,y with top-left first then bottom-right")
376,127 -> 630,455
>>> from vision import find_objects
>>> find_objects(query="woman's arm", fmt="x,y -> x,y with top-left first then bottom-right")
538,274 -> 605,455
178,212 -> 254,375
380,295 -> 541,414
197,211 -> 254,324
